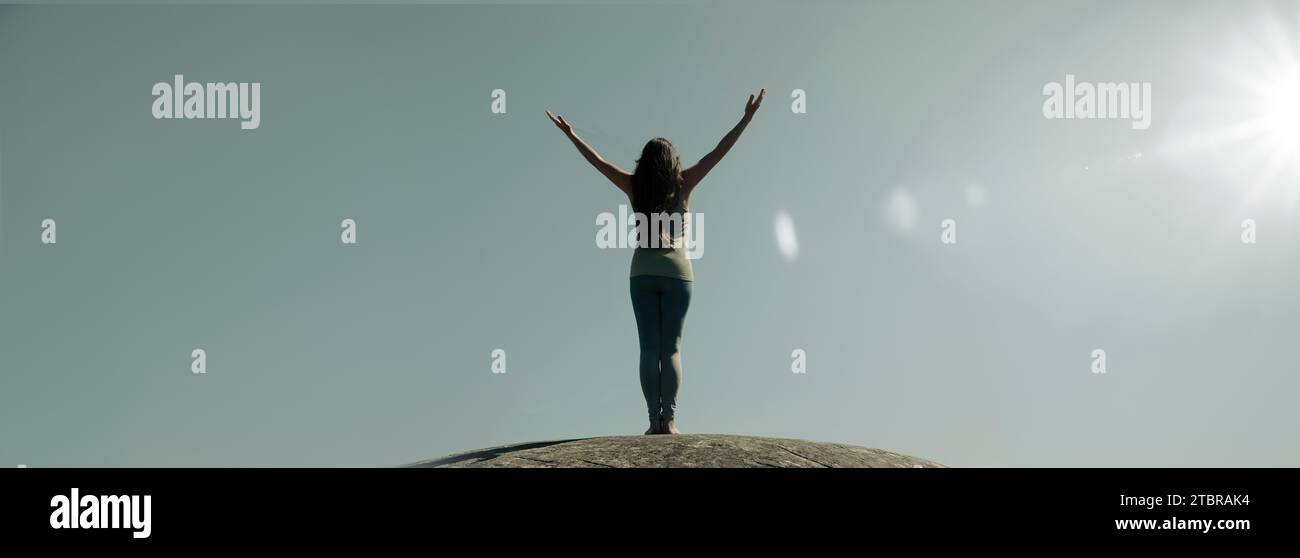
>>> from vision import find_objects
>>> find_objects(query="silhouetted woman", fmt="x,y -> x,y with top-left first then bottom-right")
547,89 -> 764,435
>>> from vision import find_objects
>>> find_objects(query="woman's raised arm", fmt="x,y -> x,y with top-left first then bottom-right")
547,110 -> 633,198
682,88 -> 764,196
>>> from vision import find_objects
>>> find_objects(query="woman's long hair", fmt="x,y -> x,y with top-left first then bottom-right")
631,137 -> 687,247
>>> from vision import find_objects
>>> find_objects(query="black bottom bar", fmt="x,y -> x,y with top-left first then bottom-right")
4,468 -> 1286,548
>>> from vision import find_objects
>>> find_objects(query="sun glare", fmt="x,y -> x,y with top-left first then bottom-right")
1161,9 -> 1300,206
1260,75 -> 1300,156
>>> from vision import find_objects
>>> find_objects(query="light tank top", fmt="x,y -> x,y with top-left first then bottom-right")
629,211 -> 693,281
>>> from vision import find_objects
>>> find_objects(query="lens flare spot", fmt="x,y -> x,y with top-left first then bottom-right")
774,210 -> 799,262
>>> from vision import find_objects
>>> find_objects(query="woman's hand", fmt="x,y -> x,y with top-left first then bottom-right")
546,110 -> 573,135
547,109 -> 633,197
743,88 -> 765,120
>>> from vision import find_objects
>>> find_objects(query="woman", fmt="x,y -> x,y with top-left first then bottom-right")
546,89 -> 765,435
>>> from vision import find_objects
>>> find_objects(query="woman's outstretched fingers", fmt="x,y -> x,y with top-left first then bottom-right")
745,88 -> 766,117
546,110 -> 572,132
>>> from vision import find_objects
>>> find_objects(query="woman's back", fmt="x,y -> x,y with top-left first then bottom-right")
630,211 -> 694,281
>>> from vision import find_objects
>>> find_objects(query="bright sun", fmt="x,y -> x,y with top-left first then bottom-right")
1260,76 -> 1300,156
1161,9 -> 1300,206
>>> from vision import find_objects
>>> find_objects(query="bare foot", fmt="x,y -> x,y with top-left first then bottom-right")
663,418 -> 681,435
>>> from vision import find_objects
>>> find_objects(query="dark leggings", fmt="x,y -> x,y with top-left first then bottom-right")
629,275 -> 692,422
